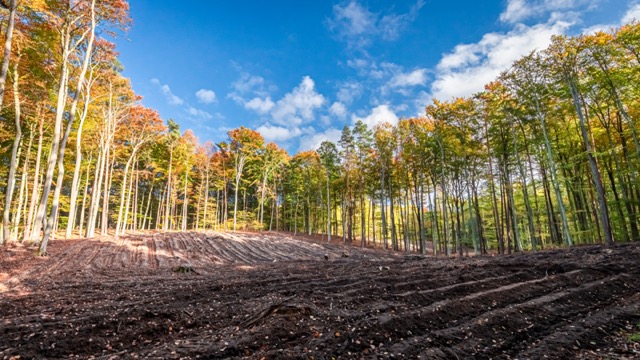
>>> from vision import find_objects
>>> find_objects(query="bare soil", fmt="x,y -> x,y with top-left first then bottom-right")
1,231 -> 639,359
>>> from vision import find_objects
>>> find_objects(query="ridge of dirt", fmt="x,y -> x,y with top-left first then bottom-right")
1,232 -> 639,359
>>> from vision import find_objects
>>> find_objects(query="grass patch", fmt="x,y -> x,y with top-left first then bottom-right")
628,322 -> 640,343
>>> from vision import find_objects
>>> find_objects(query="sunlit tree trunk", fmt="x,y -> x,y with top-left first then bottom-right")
23,113 -> 44,243
232,155 -> 246,231
66,69 -> 94,238
13,124 -> 34,241
39,0 -> 96,253
0,0 -> 17,109
116,147 -> 142,236
100,159 -> 115,235
78,158 -> 91,237
30,30 -> 71,243
163,147 -> 174,230
203,164 -> 210,230
181,169 -> 188,231
2,61 -> 22,244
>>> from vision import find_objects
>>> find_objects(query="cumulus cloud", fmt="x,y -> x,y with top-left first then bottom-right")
353,105 -> 399,129
298,128 -> 343,152
249,76 -> 327,148
256,123 -> 302,142
388,68 -> 429,88
245,97 -> 275,114
195,89 -> 217,104
623,3 -> 640,23
327,0 -> 424,48
271,76 -> 325,126
430,20 -> 571,101
329,101 -> 348,119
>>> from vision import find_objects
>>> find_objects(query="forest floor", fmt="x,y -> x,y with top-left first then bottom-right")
0,231 -> 639,359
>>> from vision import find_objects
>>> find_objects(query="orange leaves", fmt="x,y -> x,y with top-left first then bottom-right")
228,126 -> 265,154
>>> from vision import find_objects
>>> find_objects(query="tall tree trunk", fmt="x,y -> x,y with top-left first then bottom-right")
163,146 -> 174,231
203,165 -> 210,230
116,147 -> 140,236
86,132 -> 107,237
380,166 -> 388,249
13,124 -> 34,241
23,113 -> 44,242
39,1 -> 96,254
326,171 -> 331,242
259,169 -> 269,228
0,0 -> 17,109
30,32 -> 71,243
2,61 -> 22,244
534,97 -> 573,246
141,181 -> 154,231
513,128 -> 537,251
232,156 -> 245,231
567,79 -> 613,245
66,69 -> 94,238
123,159 -> 136,232
181,169 -> 188,231
78,157 -> 91,237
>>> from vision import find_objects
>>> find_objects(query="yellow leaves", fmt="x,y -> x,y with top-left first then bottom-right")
23,0 -> 47,12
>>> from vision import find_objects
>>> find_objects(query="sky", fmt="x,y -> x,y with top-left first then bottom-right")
115,0 -> 640,153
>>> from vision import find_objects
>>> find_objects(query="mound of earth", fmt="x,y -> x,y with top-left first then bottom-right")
1,232 -> 639,359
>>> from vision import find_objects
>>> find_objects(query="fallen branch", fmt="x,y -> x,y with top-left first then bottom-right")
241,295 -> 297,328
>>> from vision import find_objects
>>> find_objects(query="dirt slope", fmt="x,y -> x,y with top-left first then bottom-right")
1,232 -> 639,359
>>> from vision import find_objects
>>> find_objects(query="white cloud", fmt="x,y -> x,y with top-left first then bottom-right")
623,3 -> 640,23
388,68 -> 428,88
298,128 -> 343,152
500,0 -> 535,23
186,105 -> 213,120
336,81 -> 363,104
245,97 -> 275,114
582,2 -> 640,34
331,1 -> 375,37
271,76 -> 325,126
247,76 -> 327,147
379,0 -> 425,40
161,85 -> 183,105
196,89 -> 216,104
500,0 -> 599,24
353,104 -> 399,129
329,101 -> 348,119
346,58 -> 369,69
327,0 -> 424,48
414,90 -> 432,115
227,73 -> 275,106
256,123 -> 302,142
151,79 -> 184,105
232,73 -> 267,95
430,20 -> 571,100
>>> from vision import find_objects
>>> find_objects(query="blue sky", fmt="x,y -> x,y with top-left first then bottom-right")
116,0 -> 638,153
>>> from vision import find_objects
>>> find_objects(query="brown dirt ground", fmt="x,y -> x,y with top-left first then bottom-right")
1,232 -> 639,359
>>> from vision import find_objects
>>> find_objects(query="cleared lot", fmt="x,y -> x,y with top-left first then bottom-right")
1,232 -> 639,359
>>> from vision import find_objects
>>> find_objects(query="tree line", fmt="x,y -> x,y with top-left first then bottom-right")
0,1 -> 638,256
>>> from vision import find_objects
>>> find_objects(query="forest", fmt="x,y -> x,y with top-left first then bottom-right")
0,0 -> 639,258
